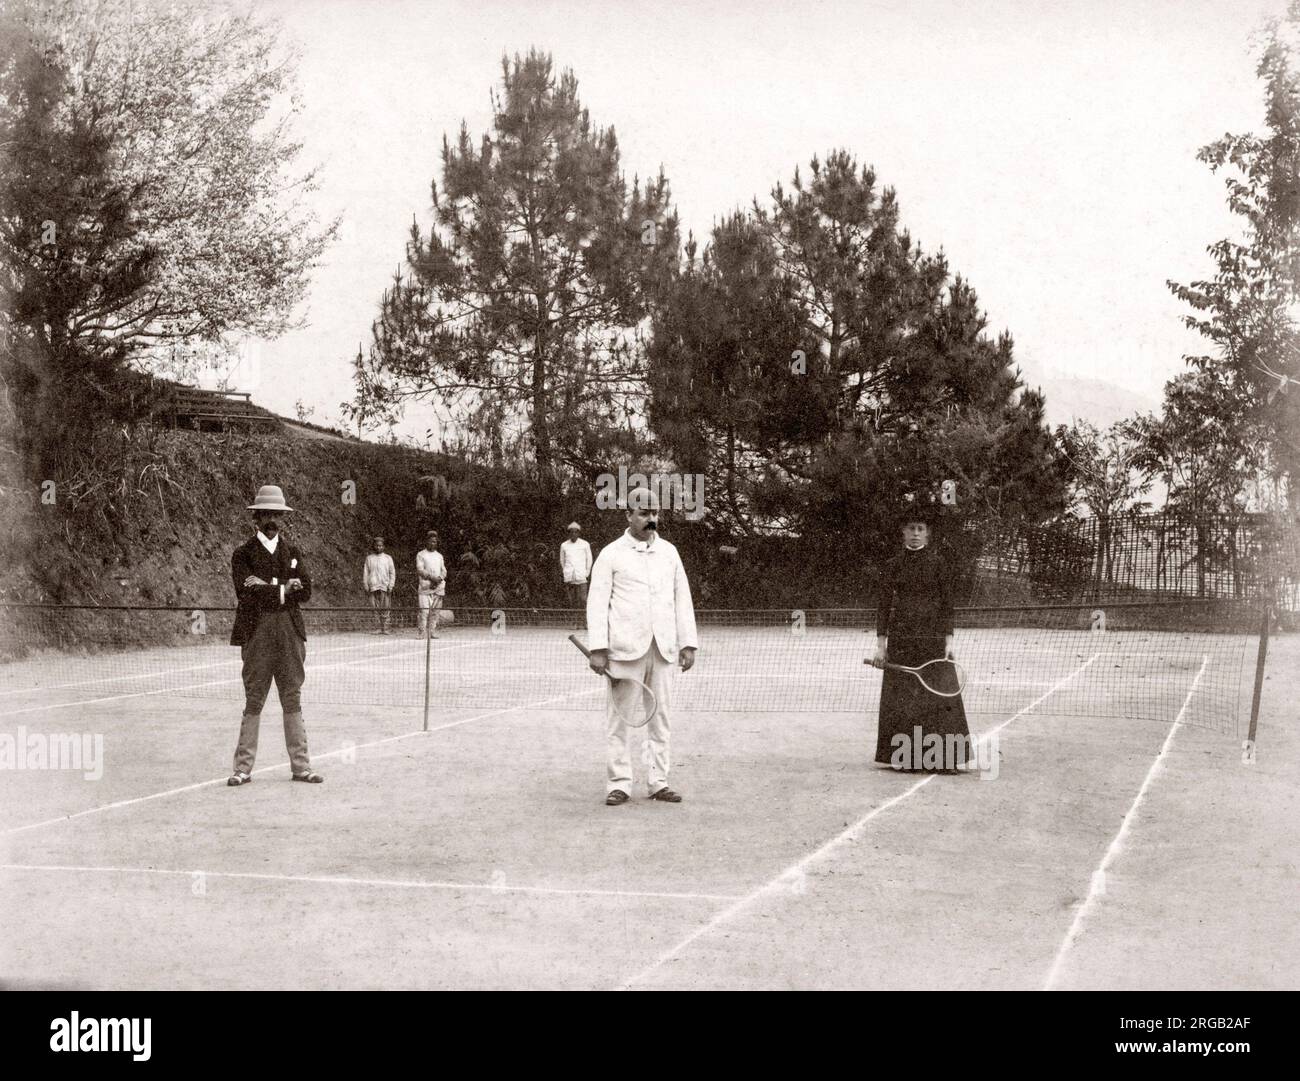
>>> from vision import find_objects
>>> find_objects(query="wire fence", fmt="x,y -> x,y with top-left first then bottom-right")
963,512 -> 1300,609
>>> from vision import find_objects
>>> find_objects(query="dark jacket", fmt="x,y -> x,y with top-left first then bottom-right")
875,544 -> 955,639
229,535 -> 313,646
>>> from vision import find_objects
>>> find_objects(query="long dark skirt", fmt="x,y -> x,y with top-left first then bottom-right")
874,633 -> 971,769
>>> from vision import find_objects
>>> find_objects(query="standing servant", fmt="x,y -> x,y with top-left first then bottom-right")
416,530 -> 447,638
363,535 -> 396,634
560,521 -> 593,608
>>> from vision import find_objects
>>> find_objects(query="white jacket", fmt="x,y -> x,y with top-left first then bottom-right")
362,552 -> 396,592
416,549 -> 447,595
586,530 -> 698,661
560,538 -> 593,583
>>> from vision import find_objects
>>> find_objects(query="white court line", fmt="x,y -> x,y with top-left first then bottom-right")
0,637 -> 426,697
1041,654 -> 1209,992
619,653 -> 1102,990
0,863 -> 737,903
972,653 -> 1100,752
2,686 -> 600,837
0,639 -> 480,718
0,675 -> 241,718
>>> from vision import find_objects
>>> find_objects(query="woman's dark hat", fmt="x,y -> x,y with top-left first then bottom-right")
896,491 -> 941,529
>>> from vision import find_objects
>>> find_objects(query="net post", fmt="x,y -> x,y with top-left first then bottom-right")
422,613 -> 432,733
1243,598 -> 1271,764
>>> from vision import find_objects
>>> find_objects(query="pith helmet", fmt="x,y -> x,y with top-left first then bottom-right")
247,484 -> 292,512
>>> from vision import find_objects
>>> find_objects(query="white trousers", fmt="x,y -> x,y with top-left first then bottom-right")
606,646 -> 675,796
417,592 -> 443,635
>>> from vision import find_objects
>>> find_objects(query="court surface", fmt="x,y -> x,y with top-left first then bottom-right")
1,626 -> 1296,990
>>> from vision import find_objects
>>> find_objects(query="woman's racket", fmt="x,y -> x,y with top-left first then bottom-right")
568,634 -> 659,728
864,656 -> 967,697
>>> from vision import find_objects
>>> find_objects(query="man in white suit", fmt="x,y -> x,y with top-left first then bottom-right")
586,487 -> 698,805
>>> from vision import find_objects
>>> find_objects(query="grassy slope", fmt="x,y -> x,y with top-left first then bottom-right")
0,425 -> 502,610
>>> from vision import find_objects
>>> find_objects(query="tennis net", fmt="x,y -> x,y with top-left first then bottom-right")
0,600 -> 1264,733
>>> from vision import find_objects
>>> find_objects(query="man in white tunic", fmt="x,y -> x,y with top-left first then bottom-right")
559,522 -> 593,607
586,487 -> 698,805
415,530 -> 447,639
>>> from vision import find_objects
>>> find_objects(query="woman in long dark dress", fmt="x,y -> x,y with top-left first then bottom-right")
872,510 -> 971,771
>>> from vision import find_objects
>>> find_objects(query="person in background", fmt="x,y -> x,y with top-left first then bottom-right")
416,530 -> 447,639
227,484 -> 323,786
560,521 -> 593,609
363,535 -> 396,634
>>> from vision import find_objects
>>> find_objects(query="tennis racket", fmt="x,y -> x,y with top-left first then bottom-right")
568,634 -> 658,728
864,656 -> 967,697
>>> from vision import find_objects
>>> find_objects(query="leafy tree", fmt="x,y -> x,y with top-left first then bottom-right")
1129,371 -> 1265,520
354,50 -> 678,477
1056,419 -> 1151,517
1127,370 -> 1271,596
0,0 -> 334,475
1167,0 -> 1300,497
1056,419 -> 1152,586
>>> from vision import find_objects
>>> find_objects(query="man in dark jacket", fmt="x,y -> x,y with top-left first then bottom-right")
227,484 -> 323,786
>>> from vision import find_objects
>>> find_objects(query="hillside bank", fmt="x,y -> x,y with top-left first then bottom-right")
0,425 -> 872,613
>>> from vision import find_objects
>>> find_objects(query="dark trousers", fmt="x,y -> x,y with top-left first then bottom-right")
234,612 -> 310,775
565,582 -> 589,608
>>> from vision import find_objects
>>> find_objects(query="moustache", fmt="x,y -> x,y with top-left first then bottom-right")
644,520 -> 658,530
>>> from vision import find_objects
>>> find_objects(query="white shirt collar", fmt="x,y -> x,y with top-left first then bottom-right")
257,531 -> 280,554
624,528 -> 657,553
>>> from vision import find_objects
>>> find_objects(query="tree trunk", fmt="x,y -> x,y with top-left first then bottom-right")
532,321 -> 551,476
1156,514 -> 1166,593
1196,519 -> 1207,598
1094,514 -> 1110,601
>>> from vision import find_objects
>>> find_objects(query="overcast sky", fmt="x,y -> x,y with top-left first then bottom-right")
231,0 -> 1286,437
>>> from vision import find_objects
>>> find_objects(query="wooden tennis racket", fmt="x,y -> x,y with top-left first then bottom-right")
569,634 -> 658,728
864,656 -> 967,697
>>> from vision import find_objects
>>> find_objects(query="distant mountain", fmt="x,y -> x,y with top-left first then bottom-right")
1021,376 -> 1159,429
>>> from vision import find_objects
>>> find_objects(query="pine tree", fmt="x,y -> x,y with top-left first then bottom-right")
648,151 -> 1067,552
357,50 -> 678,477
647,214 -> 836,533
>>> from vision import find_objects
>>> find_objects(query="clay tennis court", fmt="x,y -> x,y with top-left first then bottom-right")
1,617 -> 1296,990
